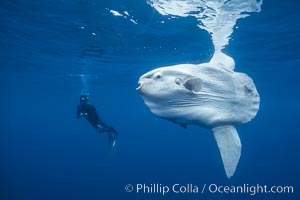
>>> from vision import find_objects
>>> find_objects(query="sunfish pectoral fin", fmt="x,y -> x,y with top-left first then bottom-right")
212,125 -> 241,178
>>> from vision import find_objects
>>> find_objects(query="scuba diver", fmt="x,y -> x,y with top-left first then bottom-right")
77,94 -> 118,149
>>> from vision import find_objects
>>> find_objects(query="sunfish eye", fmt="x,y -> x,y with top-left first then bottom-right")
155,74 -> 161,79
175,78 -> 182,85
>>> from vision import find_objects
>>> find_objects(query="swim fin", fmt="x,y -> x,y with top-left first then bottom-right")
108,129 -> 118,150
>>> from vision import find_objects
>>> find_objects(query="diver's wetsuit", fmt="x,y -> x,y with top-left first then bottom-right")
77,94 -> 118,148
77,103 -> 99,128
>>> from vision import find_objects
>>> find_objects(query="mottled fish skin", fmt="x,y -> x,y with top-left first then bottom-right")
137,59 -> 259,128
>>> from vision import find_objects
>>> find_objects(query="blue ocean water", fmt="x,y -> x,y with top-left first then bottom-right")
0,0 -> 299,200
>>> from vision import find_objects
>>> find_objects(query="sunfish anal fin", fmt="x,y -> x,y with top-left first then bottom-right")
212,125 -> 241,178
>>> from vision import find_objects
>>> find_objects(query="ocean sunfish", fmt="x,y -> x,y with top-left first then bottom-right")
136,52 -> 260,178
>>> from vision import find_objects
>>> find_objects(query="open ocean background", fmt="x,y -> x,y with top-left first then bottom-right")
0,0 -> 299,199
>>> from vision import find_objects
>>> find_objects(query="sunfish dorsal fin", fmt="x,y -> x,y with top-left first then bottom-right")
209,51 -> 235,71
212,125 -> 241,178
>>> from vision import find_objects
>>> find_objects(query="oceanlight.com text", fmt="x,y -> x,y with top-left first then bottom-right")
207,183 -> 294,195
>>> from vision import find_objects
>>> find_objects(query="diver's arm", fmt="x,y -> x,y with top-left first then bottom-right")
77,106 -> 84,118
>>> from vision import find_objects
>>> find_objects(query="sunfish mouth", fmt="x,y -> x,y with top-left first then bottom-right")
136,82 -> 143,91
